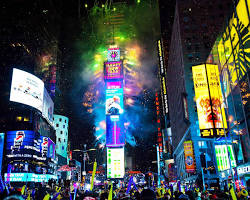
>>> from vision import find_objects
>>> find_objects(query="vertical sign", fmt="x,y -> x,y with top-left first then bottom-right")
192,64 -> 227,137
183,141 -> 196,173
155,92 -> 163,158
215,145 -> 237,171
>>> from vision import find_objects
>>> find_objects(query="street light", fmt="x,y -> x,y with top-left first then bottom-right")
72,145 -> 97,176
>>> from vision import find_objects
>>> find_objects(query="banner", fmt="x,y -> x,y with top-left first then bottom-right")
90,161 -> 97,191
192,64 -> 227,137
183,141 -> 195,173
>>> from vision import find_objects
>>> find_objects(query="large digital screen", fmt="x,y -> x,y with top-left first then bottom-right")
215,145 -> 237,171
104,61 -> 123,80
10,68 -> 44,112
107,48 -> 120,61
6,130 -> 35,151
157,39 -> 165,76
106,115 -> 125,147
107,147 -> 124,179
192,64 -> 227,137
183,141 -> 196,173
42,88 -> 54,124
106,88 -> 124,115
4,173 -> 57,182
0,133 -> 4,173
39,136 -> 55,159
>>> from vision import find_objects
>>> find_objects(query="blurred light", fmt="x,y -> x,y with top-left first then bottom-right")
113,7 -> 116,11
23,117 -> 29,122
137,0 -> 140,3
102,4 -> 104,8
85,4 -> 88,8
85,183 -> 91,190
16,116 -> 22,121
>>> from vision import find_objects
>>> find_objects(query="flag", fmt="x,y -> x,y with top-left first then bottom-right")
108,182 -> 113,200
90,161 -> 97,191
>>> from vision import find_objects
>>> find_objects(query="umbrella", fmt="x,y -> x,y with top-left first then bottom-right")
57,165 -> 76,172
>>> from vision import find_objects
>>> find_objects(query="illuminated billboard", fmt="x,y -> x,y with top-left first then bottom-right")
106,115 -> 125,147
215,145 -> 237,171
107,147 -> 124,179
4,173 -> 57,182
0,133 -> 4,173
107,48 -> 120,61
157,39 -> 165,76
39,136 -> 55,159
104,61 -> 123,80
106,88 -> 124,115
183,141 -> 196,173
42,88 -> 54,124
10,68 -> 44,112
192,64 -> 227,137
6,130 -> 35,151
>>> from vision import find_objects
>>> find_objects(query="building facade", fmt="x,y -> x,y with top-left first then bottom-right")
167,0 -> 232,185
207,0 -> 250,188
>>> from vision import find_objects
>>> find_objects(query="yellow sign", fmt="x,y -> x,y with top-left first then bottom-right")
192,64 -> 227,137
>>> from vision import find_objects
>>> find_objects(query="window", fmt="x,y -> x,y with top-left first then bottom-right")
63,125 -> 65,128
65,120 -> 67,123
62,146 -> 64,150
56,124 -> 59,127
58,138 -> 61,142
64,139 -> 66,142
60,131 -> 63,134
59,118 -> 62,122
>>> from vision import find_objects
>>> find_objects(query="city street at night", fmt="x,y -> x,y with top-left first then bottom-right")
0,0 -> 250,199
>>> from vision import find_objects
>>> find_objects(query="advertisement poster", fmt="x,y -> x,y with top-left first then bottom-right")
106,115 -> 125,147
183,141 -> 195,173
106,88 -> 124,115
107,147 -> 124,179
104,61 -> 123,80
10,68 -> 44,112
42,88 -> 54,124
215,144 -> 237,171
107,48 -> 120,61
192,64 -> 226,137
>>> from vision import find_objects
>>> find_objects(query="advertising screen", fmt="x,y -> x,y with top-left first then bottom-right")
183,141 -> 196,173
6,130 -> 35,151
104,61 -> 123,80
0,133 -> 4,173
39,136 -> 56,159
107,147 -> 124,179
4,173 -> 57,182
215,145 -> 237,171
106,115 -> 125,147
192,64 -> 227,137
107,48 -> 120,61
106,88 -> 124,115
42,88 -> 54,124
10,68 -> 44,112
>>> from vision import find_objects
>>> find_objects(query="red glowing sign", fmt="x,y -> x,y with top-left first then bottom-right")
104,61 -> 123,80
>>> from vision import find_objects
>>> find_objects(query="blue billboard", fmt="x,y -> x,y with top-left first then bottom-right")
106,88 -> 124,115
106,115 -> 125,147
0,133 -> 4,173
6,130 -> 35,151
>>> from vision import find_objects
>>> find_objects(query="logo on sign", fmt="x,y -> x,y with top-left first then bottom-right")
42,137 -> 48,157
12,131 -> 25,151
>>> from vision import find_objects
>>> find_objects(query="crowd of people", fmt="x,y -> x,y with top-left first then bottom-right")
0,179 -> 249,200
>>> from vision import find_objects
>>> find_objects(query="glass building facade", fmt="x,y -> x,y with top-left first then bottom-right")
207,0 -> 250,188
